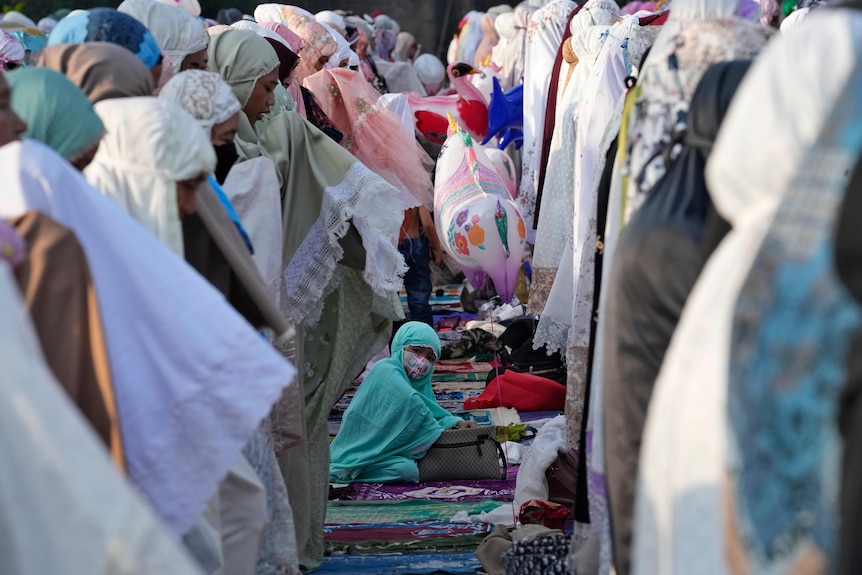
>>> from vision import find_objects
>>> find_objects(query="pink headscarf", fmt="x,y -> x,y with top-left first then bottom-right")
473,12 -> 499,66
0,30 -> 25,73
759,0 -> 781,25
260,21 -> 303,53
303,67 -> 434,208
621,1 -> 658,15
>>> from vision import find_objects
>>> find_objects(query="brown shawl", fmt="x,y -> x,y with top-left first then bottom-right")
39,42 -> 154,103
12,211 -> 124,469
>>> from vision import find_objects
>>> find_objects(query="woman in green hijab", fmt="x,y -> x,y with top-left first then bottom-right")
207,28 -> 415,571
7,67 -> 103,169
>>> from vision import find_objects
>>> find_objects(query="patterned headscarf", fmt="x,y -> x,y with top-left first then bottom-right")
118,0 -> 208,74
39,42 -> 155,102
7,67 -> 104,162
8,29 -> 47,66
86,97 -> 216,257
254,4 -> 337,81
621,0 -> 772,222
47,8 -> 162,70
0,30 -> 25,73
159,69 -> 241,131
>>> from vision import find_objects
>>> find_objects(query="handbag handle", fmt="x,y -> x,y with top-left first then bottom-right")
493,436 -> 508,481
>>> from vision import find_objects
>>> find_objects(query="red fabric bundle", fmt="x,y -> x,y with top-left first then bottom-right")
464,370 -> 566,411
519,499 -> 570,530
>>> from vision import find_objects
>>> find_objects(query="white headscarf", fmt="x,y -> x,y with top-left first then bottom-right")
0,259 -> 203,575
37,17 -> 57,35
0,138 -> 294,538
323,22 -> 359,68
118,0 -> 208,74
86,97 -> 216,257
781,6 -> 811,33
159,69 -> 242,131
413,53 -> 446,94
315,10 -> 345,36
153,0 -> 201,18
1,10 -> 35,28
634,10 -> 862,574
491,11 -> 514,67
372,14 -> 400,34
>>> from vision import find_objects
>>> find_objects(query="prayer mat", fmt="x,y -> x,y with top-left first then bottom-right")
315,550 -> 481,575
324,520 -> 493,554
336,466 -> 517,503
433,360 -> 495,374
431,372 -> 487,383
325,499 -> 502,526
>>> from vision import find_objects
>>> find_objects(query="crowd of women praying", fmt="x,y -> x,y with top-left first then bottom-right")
1,0 -> 861,573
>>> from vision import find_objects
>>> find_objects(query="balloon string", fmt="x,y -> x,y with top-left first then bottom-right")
484,280 -> 518,528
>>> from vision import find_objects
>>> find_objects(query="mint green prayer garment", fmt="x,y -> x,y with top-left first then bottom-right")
330,322 -> 462,483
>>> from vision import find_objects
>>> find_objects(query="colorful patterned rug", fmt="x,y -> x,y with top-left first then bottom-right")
316,550 -> 481,574
324,520 -> 492,554
325,499 -> 502,526
336,465 -> 517,503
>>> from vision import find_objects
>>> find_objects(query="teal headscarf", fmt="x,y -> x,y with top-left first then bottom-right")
8,67 -> 104,162
329,322 -> 462,483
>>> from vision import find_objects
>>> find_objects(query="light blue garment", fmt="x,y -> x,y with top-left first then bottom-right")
207,174 -> 254,253
47,8 -> 161,69
329,322 -> 462,483
8,30 -> 47,65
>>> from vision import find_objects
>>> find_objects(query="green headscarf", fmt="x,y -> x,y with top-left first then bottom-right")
207,28 -> 278,108
8,67 -> 104,162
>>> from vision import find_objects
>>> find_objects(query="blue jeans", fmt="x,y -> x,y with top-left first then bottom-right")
399,236 -> 433,326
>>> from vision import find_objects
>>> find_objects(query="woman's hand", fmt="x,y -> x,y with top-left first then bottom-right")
456,419 -> 477,429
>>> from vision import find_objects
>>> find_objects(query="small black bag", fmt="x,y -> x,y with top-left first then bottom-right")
498,318 -> 567,384
417,427 -> 507,482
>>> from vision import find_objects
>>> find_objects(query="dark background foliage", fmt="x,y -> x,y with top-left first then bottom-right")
8,0 -> 625,56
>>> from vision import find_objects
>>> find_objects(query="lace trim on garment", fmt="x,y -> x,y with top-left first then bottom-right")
528,266 -> 557,316
532,313 -> 570,356
281,162 -> 413,327
565,344 -> 591,448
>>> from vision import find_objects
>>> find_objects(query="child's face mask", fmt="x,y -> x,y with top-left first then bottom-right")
402,349 -> 433,380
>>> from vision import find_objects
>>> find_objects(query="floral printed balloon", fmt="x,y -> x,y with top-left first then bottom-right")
434,116 -> 527,302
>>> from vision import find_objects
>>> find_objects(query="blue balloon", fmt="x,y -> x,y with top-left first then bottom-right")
482,77 -> 524,146
498,128 -> 524,150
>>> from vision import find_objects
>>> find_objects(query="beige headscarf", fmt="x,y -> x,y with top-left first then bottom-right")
208,28 -> 278,108
38,42 -> 154,102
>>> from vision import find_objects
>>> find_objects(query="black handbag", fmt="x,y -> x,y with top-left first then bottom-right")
417,427 -> 507,482
498,318 -> 567,384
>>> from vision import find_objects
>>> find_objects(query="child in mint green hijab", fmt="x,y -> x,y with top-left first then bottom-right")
330,322 -> 474,483
8,67 -> 104,170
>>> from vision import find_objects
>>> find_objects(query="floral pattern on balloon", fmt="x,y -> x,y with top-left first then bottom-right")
434,114 -> 527,302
